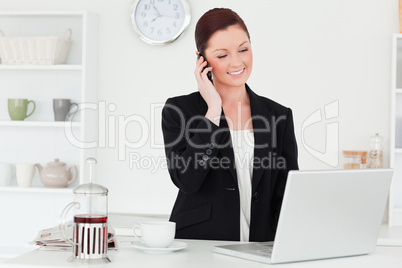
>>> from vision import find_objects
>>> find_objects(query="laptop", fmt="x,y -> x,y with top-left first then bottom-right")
214,169 -> 393,264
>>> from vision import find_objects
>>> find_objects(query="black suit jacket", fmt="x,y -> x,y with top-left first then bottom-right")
161,84 -> 298,242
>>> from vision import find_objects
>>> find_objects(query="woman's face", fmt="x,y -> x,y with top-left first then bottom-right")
204,25 -> 253,89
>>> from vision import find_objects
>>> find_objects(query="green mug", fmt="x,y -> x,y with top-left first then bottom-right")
8,99 -> 36,121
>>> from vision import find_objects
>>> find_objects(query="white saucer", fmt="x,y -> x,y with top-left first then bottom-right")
130,241 -> 188,253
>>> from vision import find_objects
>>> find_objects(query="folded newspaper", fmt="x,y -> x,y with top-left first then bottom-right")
30,223 -> 116,251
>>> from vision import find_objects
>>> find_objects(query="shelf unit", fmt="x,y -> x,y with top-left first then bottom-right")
0,11 -> 98,193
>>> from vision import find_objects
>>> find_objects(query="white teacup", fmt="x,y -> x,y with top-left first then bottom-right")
0,163 -> 13,186
16,163 -> 35,187
132,221 -> 175,248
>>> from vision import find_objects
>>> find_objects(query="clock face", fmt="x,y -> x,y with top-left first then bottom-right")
131,0 -> 191,45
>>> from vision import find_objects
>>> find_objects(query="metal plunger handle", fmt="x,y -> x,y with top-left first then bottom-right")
86,157 -> 97,183
85,157 -> 97,216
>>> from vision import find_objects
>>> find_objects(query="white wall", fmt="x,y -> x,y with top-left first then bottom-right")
0,0 -> 399,247
93,0 -> 399,215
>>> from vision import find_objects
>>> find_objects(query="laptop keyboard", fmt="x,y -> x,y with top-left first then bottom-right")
252,244 -> 273,257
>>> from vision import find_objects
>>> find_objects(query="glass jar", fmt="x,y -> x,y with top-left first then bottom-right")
369,133 -> 384,168
343,151 -> 367,169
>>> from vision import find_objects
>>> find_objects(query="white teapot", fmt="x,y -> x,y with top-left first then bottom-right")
35,158 -> 77,187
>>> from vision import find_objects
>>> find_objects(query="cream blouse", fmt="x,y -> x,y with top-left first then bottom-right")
229,129 -> 254,242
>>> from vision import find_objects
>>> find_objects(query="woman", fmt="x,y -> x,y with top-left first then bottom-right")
162,8 -> 298,242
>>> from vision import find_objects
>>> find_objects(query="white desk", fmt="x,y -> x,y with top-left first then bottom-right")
1,236 -> 402,268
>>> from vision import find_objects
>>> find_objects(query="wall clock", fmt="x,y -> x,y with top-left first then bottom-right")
131,0 -> 191,45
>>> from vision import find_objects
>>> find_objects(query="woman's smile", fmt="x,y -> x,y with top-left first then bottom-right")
228,68 -> 245,77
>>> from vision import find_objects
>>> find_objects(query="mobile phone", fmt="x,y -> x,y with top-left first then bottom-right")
197,53 -> 213,83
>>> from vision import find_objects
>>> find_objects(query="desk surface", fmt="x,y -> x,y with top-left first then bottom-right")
2,237 -> 402,268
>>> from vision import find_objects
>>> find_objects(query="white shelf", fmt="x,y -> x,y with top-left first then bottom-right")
395,149 -> 402,154
0,186 -> 73,194
0,65 -> 82,71
0,121 -> 81,128
0,10 -> 98,251
394,88 -> 402,93
0,10 -> 98,192
0,10 -> 87,16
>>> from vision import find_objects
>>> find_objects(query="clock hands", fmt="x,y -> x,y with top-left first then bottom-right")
151,4 -> 160,14
151,14 -> 162,22
150,3 -> 178,23
150,4 -> 163,22
152,13 -> 178,22
160,14 -> 178,19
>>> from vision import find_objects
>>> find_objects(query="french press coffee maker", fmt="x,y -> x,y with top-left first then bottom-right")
59,158 -> 110,263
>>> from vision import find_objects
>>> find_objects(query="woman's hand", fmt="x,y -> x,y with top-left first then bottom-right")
194,54 -> 222,126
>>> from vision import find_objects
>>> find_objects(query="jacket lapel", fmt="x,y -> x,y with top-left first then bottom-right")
218,110 -> 237,182
247,85 -> 273,192
197,85 -> 273,188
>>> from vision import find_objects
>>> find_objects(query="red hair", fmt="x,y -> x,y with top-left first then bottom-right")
195,8 -> 250,56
